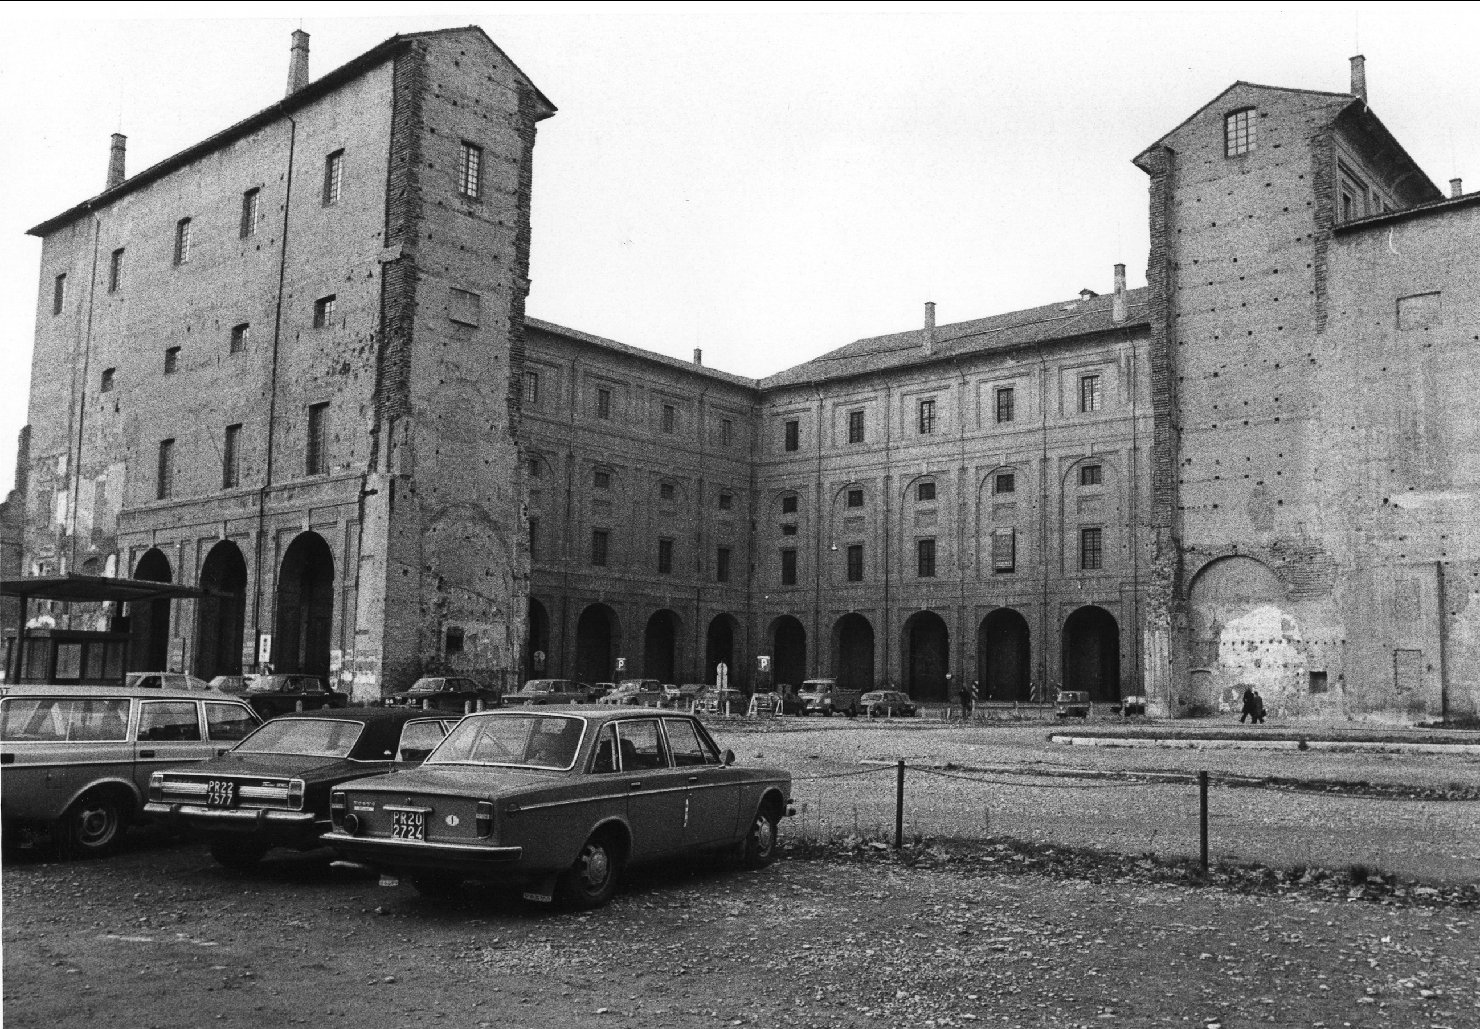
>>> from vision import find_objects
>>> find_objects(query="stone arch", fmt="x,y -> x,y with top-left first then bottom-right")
526,597 -> 551,679
193,540 -> 248,680
274,532 -> 334,678
769,615 -> 806,687
644,608 -> 682,682
1062,605 -> 1120,702
831,612 -> 874,691
978,607 -> 1031,701
1187,555 -> 1303,712
575,603 -> 621,684
129,548 -> 173,672
901,609 -> 950,700
705,613 -> 740,686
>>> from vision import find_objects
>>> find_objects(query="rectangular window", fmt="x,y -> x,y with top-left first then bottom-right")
458,141 -> 483,199
846,488 -> 864,508
846,544 -> 864,582
718,492 -> 733,511
662,404 -> 676,433
314,295 -> 336,329
1079,374 -> 1102,413
784,419 -> 799,452
53,273 -> 66,314
716,547 -> 731,583
994,472 -> 1015,494
306,402 -> 329,475
523,371 -> 540,406
164,347 -> 180,374
917,481 -> 936,502
596,388 -> 612,420
100,368 -> 115,393
1080,464 -> 1102,487
918,398 -> 936,435
222,424 -> 242,489
174,218 -> 192,265
449,287 -> 481,326
781,523 -> 797,536
109,249 -> 125,293
528,517 -> 540,562
1225,109 -> 1255,157
917,538 -> 936,578
780,548 -> 797,586
991,527 -> 1016,573
591,529 -> 609,567
848,409 -> 865,444
593,469 -> 611,489
527,457 -> 541,478
230,323 -> 249,354
1080,527 -> 1103,571
781,495 -> 798,515
657,538 -> 673,575
156,439 -> 175,500
721,418 -> 734,446
323,150 -> 344,206
240,188 -> 260,238
995,386 -> 1015,424
660,482 -> 675,502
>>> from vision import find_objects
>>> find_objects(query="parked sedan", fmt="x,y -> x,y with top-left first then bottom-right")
385,676 -> 501,712
242,674 -> 348,718
125,672 -> 216,692
323,707 -> 792,909
145,709 -> 457,868
503,679 -> 596,706
860,690 -> 917,718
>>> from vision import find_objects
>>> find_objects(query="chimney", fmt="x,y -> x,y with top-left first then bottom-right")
1112,263 -> 1127,323
1451,178 -> 1464,199
1349,55 -> 1367,104
106,133 -> 127,190
1079,289 -> 1098,301
923,301 -> 936,355
692,348 -> 703,366
287,29 -> 310,96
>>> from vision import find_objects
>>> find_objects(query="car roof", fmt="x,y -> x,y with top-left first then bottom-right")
463,706 -> 696,724
0,685 -> 239,701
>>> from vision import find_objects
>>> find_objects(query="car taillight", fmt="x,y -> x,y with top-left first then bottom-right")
287,778 -> 306,811
330,791 -> 346,826
148,771 -> 164,802
476,800 -> 494,838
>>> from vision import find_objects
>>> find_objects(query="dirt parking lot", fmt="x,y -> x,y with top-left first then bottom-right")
5,719 -> 1478,1028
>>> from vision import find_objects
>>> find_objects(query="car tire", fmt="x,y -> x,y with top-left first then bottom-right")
555,831 -> 624,911
868,704 -> 884,718
60,790 -> 128,858
740,805 -> 779,870
210,838 -> 268,870
411,874 -> 464,898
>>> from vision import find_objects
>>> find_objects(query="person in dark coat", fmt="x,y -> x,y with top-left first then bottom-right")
1239,687 -> 1258,724
1251,688 -> 1267,724
958,677 -> 975,719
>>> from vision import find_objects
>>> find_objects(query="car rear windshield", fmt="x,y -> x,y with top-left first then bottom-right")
429,713 -> 585,770
0,697 -> 131,742
233,718 -> 365,757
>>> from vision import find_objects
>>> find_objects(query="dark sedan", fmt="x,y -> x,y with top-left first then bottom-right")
386,676 -> 501,712
144,708 -> 456,868
242,674 -> 348,718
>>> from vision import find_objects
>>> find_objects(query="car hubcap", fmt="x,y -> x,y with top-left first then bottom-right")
754,816 -> 774,856
78,805 -> 115,845
581,845 -> 611,888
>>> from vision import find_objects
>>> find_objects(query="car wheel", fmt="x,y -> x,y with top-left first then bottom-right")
740,805 -> 779,870
411,873 -> 464,898
210,838 -> 268,870
555,831 -> 624,910
60,790 -> 127,858
868,704 -> 884,718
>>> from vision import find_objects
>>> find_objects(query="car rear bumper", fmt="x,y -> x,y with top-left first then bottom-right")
144,802 -> 318,835
321,830 -> 524,873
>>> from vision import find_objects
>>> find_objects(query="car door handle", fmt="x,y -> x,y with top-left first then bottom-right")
628,781 -> 644,790
688,776 -> 700,783
139,749 -> 156,758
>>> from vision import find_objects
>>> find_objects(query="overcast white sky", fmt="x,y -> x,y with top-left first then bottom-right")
3,3 -> 1477,496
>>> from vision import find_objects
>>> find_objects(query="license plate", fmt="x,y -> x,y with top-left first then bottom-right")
390,810 -> 426,841
205,780 -> 237,808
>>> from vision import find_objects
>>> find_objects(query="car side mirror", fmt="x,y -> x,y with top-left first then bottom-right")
722,748 -> 735,767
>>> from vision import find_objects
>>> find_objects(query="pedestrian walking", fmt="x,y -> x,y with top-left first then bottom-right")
958,677 -> 976,719
1240,686 -> 1258,724
1252,688 -> 1267,724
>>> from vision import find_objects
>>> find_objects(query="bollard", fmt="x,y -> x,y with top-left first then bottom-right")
295,700 -> 303,713
895,759 -> 905,851
465,700 -> 473,715
1199,770 -> 1209,874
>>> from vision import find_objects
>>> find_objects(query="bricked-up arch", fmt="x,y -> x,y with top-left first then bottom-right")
902,610 -> 950,701
193,540 -> 247,680
1062,606 -> 1120,702
769,615 -> 806,688
705,613 -> 739,686
128,548 -> 173,673
575,603 -> 620,684
978,608 -> 1031,701
831,613 -> 874,692
525,597 -> 551,679
274,532 -> 334,678
1187,555 -> 1304,713
644,609 -> 681,683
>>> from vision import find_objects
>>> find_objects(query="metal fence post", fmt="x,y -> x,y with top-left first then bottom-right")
895,759 -> 905,850
1199,770 -> 1209,874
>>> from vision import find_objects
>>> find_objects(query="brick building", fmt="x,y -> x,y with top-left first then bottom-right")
12,33 -> 1478,720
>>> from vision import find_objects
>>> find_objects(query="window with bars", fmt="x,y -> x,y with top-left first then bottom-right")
784,419 -> 799,452
222,424 -> 242,489
230,323 -> 249,354
306,402 -> 329,475
109,250 -> 125,293
523,371 -> 540,406
994,472 -> 1015,494
846,544 -> 864,582
716,547 -> 731,583
995,386 -> 1015,424
591,530 -> 610,567
314,295 -> 336,329
53,273 -> 66,314
1079,374 -> 1101,413
458,141 -> 483,199
323,150 -> 344,205
240,188 -> 260,238
156,439 -> 175,500
1080,464 -> 1102,487
1225,108 -> 1256,157
1080,527 -> 1103,571
174,218 -> 192,265
918,398 -> 937,435
917,481 -> 936,502
917,538 -> 937,578
780,548 -> 797,586
848,410 -> 865,444
657,538 -> 674,574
